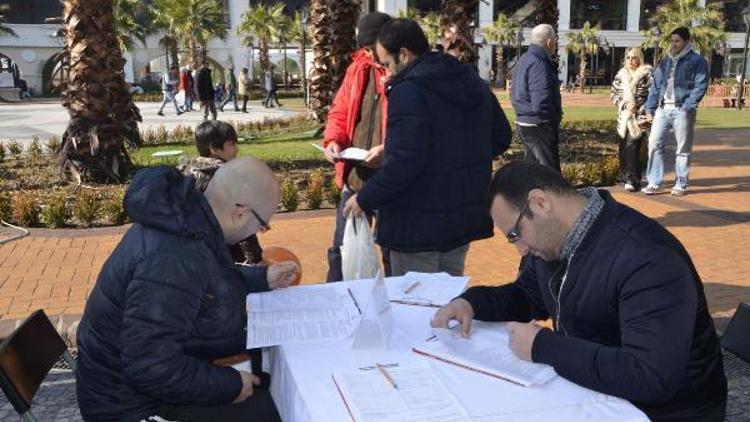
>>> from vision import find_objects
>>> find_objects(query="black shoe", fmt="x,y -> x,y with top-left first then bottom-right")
157,111 -> 164,116
177,111 -> 184,116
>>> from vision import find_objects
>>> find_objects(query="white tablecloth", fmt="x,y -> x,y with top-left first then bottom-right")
269,278 -> 648,422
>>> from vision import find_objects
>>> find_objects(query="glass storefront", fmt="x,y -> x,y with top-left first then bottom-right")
570,0 -> 628,30
4,0 -> 62,24
708,0 -> 749,33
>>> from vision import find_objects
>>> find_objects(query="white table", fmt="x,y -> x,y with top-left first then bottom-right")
268,278 -> 648,422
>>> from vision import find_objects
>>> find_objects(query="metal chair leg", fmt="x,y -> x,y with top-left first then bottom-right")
21,410 -> 39,422
62,350 -> 76,372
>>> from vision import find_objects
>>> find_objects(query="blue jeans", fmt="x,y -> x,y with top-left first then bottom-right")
646,108 -> 697,190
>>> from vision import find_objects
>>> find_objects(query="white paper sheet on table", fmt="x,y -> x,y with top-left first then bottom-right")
246,283 -> 361,348
413,321 -> 556,387
333,361 -> 471,422
387,272 -> 469,307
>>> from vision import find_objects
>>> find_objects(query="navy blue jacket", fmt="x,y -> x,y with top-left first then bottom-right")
357,53 -> 511,253
460,191 -> 726,421
511,44 -> 562,125
76,167 -> 269,422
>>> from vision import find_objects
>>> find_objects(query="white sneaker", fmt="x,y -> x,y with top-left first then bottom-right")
641,185 -> 659,195
624,183 -> 636,192
670,187 -> 686,197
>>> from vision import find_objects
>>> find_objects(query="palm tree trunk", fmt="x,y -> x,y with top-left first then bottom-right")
189,38 -> 199,69
259,38 -> 270,74
440,0 -> 479,64
283,42 -> 288,88
309,0 -> 334,122
496,46 -> 505,87
60,0 -> 141,183
579,56 -> 587,94
330,0 -> 359,88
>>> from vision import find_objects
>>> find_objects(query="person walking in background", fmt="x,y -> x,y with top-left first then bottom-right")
510,24 -> 563,172
263,68 -> 282,108
196,61 -> 217,120
643,27 -> 709,197
238,67 -> 250,113
321,12 -> 393,282
179,66 -> 195,112
157,66 -> 183,117
221,64 -> 240,112
610,48 -> 652,192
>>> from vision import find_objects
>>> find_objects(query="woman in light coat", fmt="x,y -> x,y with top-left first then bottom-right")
238,67 -> 250,113
610,48 -> 652,191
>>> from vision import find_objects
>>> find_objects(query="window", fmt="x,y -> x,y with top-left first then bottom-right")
4,0 -> 62,24
707,0 -> 747,33
571,0 -> 627,30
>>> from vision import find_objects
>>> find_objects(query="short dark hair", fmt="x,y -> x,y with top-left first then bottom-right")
377,18 -> 429,57
670,27 -> 691,41
195,120 -> 237,157
489,161 -> 576,212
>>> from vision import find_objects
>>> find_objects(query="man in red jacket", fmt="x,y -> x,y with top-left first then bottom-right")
323,12 -> 392,282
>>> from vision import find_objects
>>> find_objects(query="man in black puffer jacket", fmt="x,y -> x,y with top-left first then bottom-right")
434,161 -> 727,421
76,158 -> 299,421
344,19 -> 512,276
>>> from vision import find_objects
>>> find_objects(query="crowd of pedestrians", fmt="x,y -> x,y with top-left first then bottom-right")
156,61 -> 288,120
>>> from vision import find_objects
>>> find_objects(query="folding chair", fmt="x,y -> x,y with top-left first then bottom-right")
0,310 -> 76,422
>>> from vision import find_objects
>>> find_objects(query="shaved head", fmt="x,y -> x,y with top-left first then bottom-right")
204,157 -> 280,244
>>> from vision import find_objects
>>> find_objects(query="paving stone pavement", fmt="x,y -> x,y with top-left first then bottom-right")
0,128 -> 748,419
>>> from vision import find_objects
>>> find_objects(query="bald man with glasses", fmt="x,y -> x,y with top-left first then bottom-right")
433,161 -> 726,421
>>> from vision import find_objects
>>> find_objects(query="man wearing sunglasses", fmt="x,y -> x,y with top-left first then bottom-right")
433,161 -> 726,421
76,158 -> 297,421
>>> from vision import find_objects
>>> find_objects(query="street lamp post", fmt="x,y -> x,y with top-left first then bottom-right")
736,5 -> 750,110
651,26 -> 661,66
300,8 -> 309,107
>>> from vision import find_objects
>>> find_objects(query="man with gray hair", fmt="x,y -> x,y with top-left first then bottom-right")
510,23 -> 563,172
76,157 -> 297,421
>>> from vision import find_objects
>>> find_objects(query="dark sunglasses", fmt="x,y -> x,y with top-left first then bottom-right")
506,201 -> 530,244
236,204 -> 271,233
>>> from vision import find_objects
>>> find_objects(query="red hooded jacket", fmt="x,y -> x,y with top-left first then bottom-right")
323,49 -> 388,189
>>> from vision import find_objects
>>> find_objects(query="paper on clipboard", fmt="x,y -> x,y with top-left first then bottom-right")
310,143 -> 369,161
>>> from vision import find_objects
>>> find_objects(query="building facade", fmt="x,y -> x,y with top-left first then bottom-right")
0,0 -> 748,95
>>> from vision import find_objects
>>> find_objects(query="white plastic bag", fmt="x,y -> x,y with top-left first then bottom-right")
341,214 -> 380,281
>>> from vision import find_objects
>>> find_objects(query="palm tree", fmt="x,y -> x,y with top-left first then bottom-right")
566,22 -> 601,94
154,0 -> 228,69
397,7 -> 420,20
286,10 -> 310,91
483,14 -> 520,87
59,0 -> 142,183
308,0 -> 334,121
439,0 -> 478,63
113,0 -> 152,51
641,0 -> 725,59
329,0 -> 359,87
0,3 -> 18,38
276,14 -> 294,87
418,12 -> 441,48
237,2 -> 284,77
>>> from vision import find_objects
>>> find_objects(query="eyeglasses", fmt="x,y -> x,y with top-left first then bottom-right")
236,204 -> 271,233
506,201 -> 530,244
626,56 -> 639,60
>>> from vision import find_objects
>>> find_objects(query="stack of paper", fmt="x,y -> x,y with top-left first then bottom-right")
387,272 -> 469,307
413,321 -> 557,387
332,362 -> 471,422
246,283 -> 361,348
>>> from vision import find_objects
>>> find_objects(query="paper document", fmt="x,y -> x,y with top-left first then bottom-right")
333,363 -> 471,422
310,143 -> 369,161
413,321 -> 556,387
387,272 -> 469,307
246,283 -> 361,348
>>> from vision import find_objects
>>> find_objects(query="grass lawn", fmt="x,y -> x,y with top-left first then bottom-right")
132,105 -> 749,167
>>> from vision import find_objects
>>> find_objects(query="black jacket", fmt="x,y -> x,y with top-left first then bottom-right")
460,191 -> 726,421
196,68 -> 215,102
75,167 -> 269,421
510,44 -> 563,125
357,53 -> 512,253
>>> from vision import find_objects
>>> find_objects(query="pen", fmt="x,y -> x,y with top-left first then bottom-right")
347,288 -> 362,315
375,362 -> 398,389
404,281 -> 420,294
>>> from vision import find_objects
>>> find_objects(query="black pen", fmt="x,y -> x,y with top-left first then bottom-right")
347,288 -> 362,315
